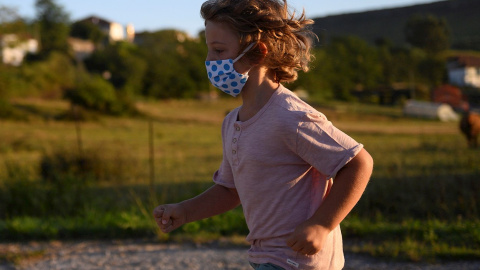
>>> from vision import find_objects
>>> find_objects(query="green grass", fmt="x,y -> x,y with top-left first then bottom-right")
0,98 -> 479,263
342,217 -> 480,262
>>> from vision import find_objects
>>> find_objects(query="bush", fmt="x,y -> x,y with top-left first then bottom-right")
21,52 -> 76,99
0,146 -> 142,219
39,147 -> 140,184
0,178 -> 46,218
65,74 -> 137,115
0,160 -> 89,218
40,150 -> 97,184
66,74 -> 116,111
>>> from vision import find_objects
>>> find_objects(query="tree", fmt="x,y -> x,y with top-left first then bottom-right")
70,21 -> 105,45
404,14 -> 450,55
417,56 -> 447,89
0,5 -> 19,23
322,36 -> 382,100
137,30 -> 208,99
35,0 -> 70,56
290,48 -> 333,103
84,41 -> 147,96
0,5 -> 30,35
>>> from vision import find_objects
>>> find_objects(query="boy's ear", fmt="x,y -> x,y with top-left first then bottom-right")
251,42 -> 268,65
257,42 -> 268,56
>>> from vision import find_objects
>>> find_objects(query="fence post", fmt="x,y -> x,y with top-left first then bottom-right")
73,104 -> 83,156
149,119 -> 156,196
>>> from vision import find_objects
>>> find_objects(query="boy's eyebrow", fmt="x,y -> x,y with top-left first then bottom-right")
207,41 -> 227,46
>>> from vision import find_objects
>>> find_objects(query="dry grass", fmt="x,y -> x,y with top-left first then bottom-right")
1,98 -> 478,262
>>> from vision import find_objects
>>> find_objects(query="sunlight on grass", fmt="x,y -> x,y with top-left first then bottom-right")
1,98 -> 479,262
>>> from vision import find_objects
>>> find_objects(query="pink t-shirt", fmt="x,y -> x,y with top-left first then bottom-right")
213,85 -> 363,270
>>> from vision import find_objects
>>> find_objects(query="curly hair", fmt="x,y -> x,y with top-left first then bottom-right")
200,0 -> 316,83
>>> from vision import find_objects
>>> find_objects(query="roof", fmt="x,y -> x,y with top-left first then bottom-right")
448,56 -> 480,68
77,16 -> 114,27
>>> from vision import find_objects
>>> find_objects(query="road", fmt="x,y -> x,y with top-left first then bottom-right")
1,239 -> 479,270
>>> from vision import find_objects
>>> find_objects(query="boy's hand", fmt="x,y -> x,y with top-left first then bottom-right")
153,204 -> 187,233
286,222 -> 330,255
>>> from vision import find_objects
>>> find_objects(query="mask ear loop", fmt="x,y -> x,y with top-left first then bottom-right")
233,43 -> 256,63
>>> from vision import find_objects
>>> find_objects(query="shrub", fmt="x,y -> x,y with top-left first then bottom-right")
65,74 -> 137,116
39,150 -> 98,184
65,74 -> 116,111
39,147 -> 141,184
21,52 -> 76,99
0,146 -> 142,218
0,177 -> 47,218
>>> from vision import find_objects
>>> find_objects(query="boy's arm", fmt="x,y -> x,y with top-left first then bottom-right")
286,148 -> 374,255
153,184 -> 240,233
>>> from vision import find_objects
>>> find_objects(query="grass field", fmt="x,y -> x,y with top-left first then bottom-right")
0,98 -> 479,263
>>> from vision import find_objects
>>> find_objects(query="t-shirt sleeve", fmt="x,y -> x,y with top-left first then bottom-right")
296,112 -> 363,179
212,157 -> 235,188
212,113 -> 236,189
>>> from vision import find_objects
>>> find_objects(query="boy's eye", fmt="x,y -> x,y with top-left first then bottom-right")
215,49 -> 224,54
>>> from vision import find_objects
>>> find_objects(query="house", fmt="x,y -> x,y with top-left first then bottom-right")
447,56 -> 480,88
1,34 -> 38,66
68,37 -> 95,61
69,16 -> 135,61
77,16 -> 135,43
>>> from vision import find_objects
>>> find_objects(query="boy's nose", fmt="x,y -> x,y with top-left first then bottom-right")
205,53 -> 214,62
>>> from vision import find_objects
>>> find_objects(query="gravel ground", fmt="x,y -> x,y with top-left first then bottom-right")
1,239 -> 479,270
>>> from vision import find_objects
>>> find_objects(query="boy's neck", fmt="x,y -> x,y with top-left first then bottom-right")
238,68 -> 279,122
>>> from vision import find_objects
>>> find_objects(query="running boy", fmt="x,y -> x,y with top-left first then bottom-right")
154,1 -> 374,269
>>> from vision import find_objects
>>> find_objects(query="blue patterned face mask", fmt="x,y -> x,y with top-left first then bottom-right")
205,43 -> 255,97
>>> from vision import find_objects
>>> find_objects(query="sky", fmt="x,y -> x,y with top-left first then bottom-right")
2,0 -> 439,36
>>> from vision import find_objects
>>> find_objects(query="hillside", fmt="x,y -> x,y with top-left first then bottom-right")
312,0 -> 480,50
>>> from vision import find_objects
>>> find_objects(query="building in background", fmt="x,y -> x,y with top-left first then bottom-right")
69,16 -> 135,61
77,16 -> 135,44
126,24 -> 135,43
447,56 -> 480,89
0,34 -> 38,66
68,37 -> 95,61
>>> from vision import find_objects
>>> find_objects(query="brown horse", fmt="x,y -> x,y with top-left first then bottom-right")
460,110 -> 480,148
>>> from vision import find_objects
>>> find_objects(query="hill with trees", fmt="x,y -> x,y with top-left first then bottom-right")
312,0 -> 480,51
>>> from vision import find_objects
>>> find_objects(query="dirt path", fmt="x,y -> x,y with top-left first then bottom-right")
1,239 -> 479,270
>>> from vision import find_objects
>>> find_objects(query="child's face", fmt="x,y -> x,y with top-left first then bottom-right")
205,20 -> 250,74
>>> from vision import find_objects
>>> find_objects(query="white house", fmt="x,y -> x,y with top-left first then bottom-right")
1,34 -> 38,66
77,16 -> 135,43
447,56 -> 480,88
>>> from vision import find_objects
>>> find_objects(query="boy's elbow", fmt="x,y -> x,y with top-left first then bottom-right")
362,148 -> 373,167
359,148 -> 374,179
348,148 -> 373,180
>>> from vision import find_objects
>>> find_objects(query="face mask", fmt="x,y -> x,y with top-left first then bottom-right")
205,43 -> 255,97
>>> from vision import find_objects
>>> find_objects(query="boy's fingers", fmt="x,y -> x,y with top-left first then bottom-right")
153,206 -> 165,217
153,205 -> 177,233
153,206 -> 167,228
161,206 -> 173,223
161,219 -> 174,233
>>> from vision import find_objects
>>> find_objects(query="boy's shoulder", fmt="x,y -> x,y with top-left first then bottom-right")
222,106 -> 240,126
272,85 -> 321,118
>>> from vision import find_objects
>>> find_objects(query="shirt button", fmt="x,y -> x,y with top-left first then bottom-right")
232,150 -> 237,154
235,126 -> 240,131
232,138 -> 237,143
